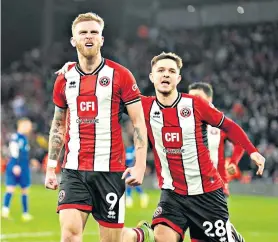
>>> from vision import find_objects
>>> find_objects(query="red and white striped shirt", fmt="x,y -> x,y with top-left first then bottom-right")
142,93 -> 256,195
53,58 -> 140,172
207,126 -> 244,184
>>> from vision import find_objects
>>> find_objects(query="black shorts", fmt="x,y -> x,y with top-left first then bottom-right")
152,189 -> 234,242
57,169 -> 125,228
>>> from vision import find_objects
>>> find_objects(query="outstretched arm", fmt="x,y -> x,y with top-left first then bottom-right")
219,118 -> 265,175
195,96 -> 265,176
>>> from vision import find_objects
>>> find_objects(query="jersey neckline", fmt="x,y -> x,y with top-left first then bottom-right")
75,57 -> 105,76
156,92 -> 182,109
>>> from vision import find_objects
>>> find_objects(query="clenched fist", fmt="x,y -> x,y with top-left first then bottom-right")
45,167 -> 58,190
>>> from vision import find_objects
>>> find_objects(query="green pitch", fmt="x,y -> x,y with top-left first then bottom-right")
1,185 -> 278,241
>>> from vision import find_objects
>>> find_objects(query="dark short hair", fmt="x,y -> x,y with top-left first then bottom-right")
188,82 -> 213,97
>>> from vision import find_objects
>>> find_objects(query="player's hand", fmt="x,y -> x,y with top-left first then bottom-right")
226,163 -> 237,175
250,152 -> 265,175
45,167 -> 58,190
12,165 -> 21,176
55,62 -> 76,75
122,165 -> 146,186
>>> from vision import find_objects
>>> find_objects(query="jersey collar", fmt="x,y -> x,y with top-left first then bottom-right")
75,57 -> 105,76
156,92 -> 181,109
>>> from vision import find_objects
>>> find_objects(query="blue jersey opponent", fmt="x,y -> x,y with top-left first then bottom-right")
2,118 -> 34,221
6,132 -> 30,187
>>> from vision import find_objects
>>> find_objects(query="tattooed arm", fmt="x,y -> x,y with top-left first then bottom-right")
48,106 -> 67,162
45,106 -> 67,190
123,101 -> 147,186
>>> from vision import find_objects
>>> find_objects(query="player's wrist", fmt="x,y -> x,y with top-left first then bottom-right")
247,147 -> 258,156
47,159 -> 58,168
134,163 -> 146,170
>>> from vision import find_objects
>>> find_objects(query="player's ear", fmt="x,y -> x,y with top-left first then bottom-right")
149,73 -> 154,83
101,36 -> 104,47
70,37 -> 76,47
177,74 -> 182,85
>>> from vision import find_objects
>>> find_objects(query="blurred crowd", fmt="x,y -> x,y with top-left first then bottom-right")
1,21 -> 278,183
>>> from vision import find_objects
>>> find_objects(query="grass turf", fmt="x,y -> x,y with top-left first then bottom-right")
1,185 -> 278,241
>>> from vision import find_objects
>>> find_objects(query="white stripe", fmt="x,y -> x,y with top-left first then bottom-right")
1,231 -> 98,240
1,232 -> 54,239
93,66 -> 114,171
226,220 -> 235,242
125,97 -> 141,105
217,114 -> 225,127
118,192 -> 125,223
178,97 -> 204,195
65,68 -> 81,170
207,125 -> 221,168
150,102 -> 174,190
133,228 -> 143,242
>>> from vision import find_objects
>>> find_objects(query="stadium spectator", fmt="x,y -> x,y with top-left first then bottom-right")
1,22 -> 278,181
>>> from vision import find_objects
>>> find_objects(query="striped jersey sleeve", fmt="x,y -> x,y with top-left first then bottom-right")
194,96 -> 225,128
120,68 -> 141,105
53,75 -> 67,108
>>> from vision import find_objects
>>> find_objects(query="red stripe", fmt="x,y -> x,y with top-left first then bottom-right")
191,239 -> 206,242
162,108 -> 187,194
152,218 -> 184,240
193,101 -> 222,193
218,131 -> 228,183
193,108 -> 210,192
97,220 -> 124,228
109,76 -> 126,171
144,99 -> 164,188
147,123 -> 163,188
78,76 -> 97,170
57,204 -> 92,212
133,228 -> 144,242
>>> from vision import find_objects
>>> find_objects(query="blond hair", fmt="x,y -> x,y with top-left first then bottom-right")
151,52 -> 183,70
72,12 -> 105,35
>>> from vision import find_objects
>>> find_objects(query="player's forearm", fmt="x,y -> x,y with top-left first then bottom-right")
48,125 -> 65,161
48,108 -> 67,161
230,145 -> 245,165
220,117 -> 257,155
126,101 -> 148,169
133,123 -> 148,169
